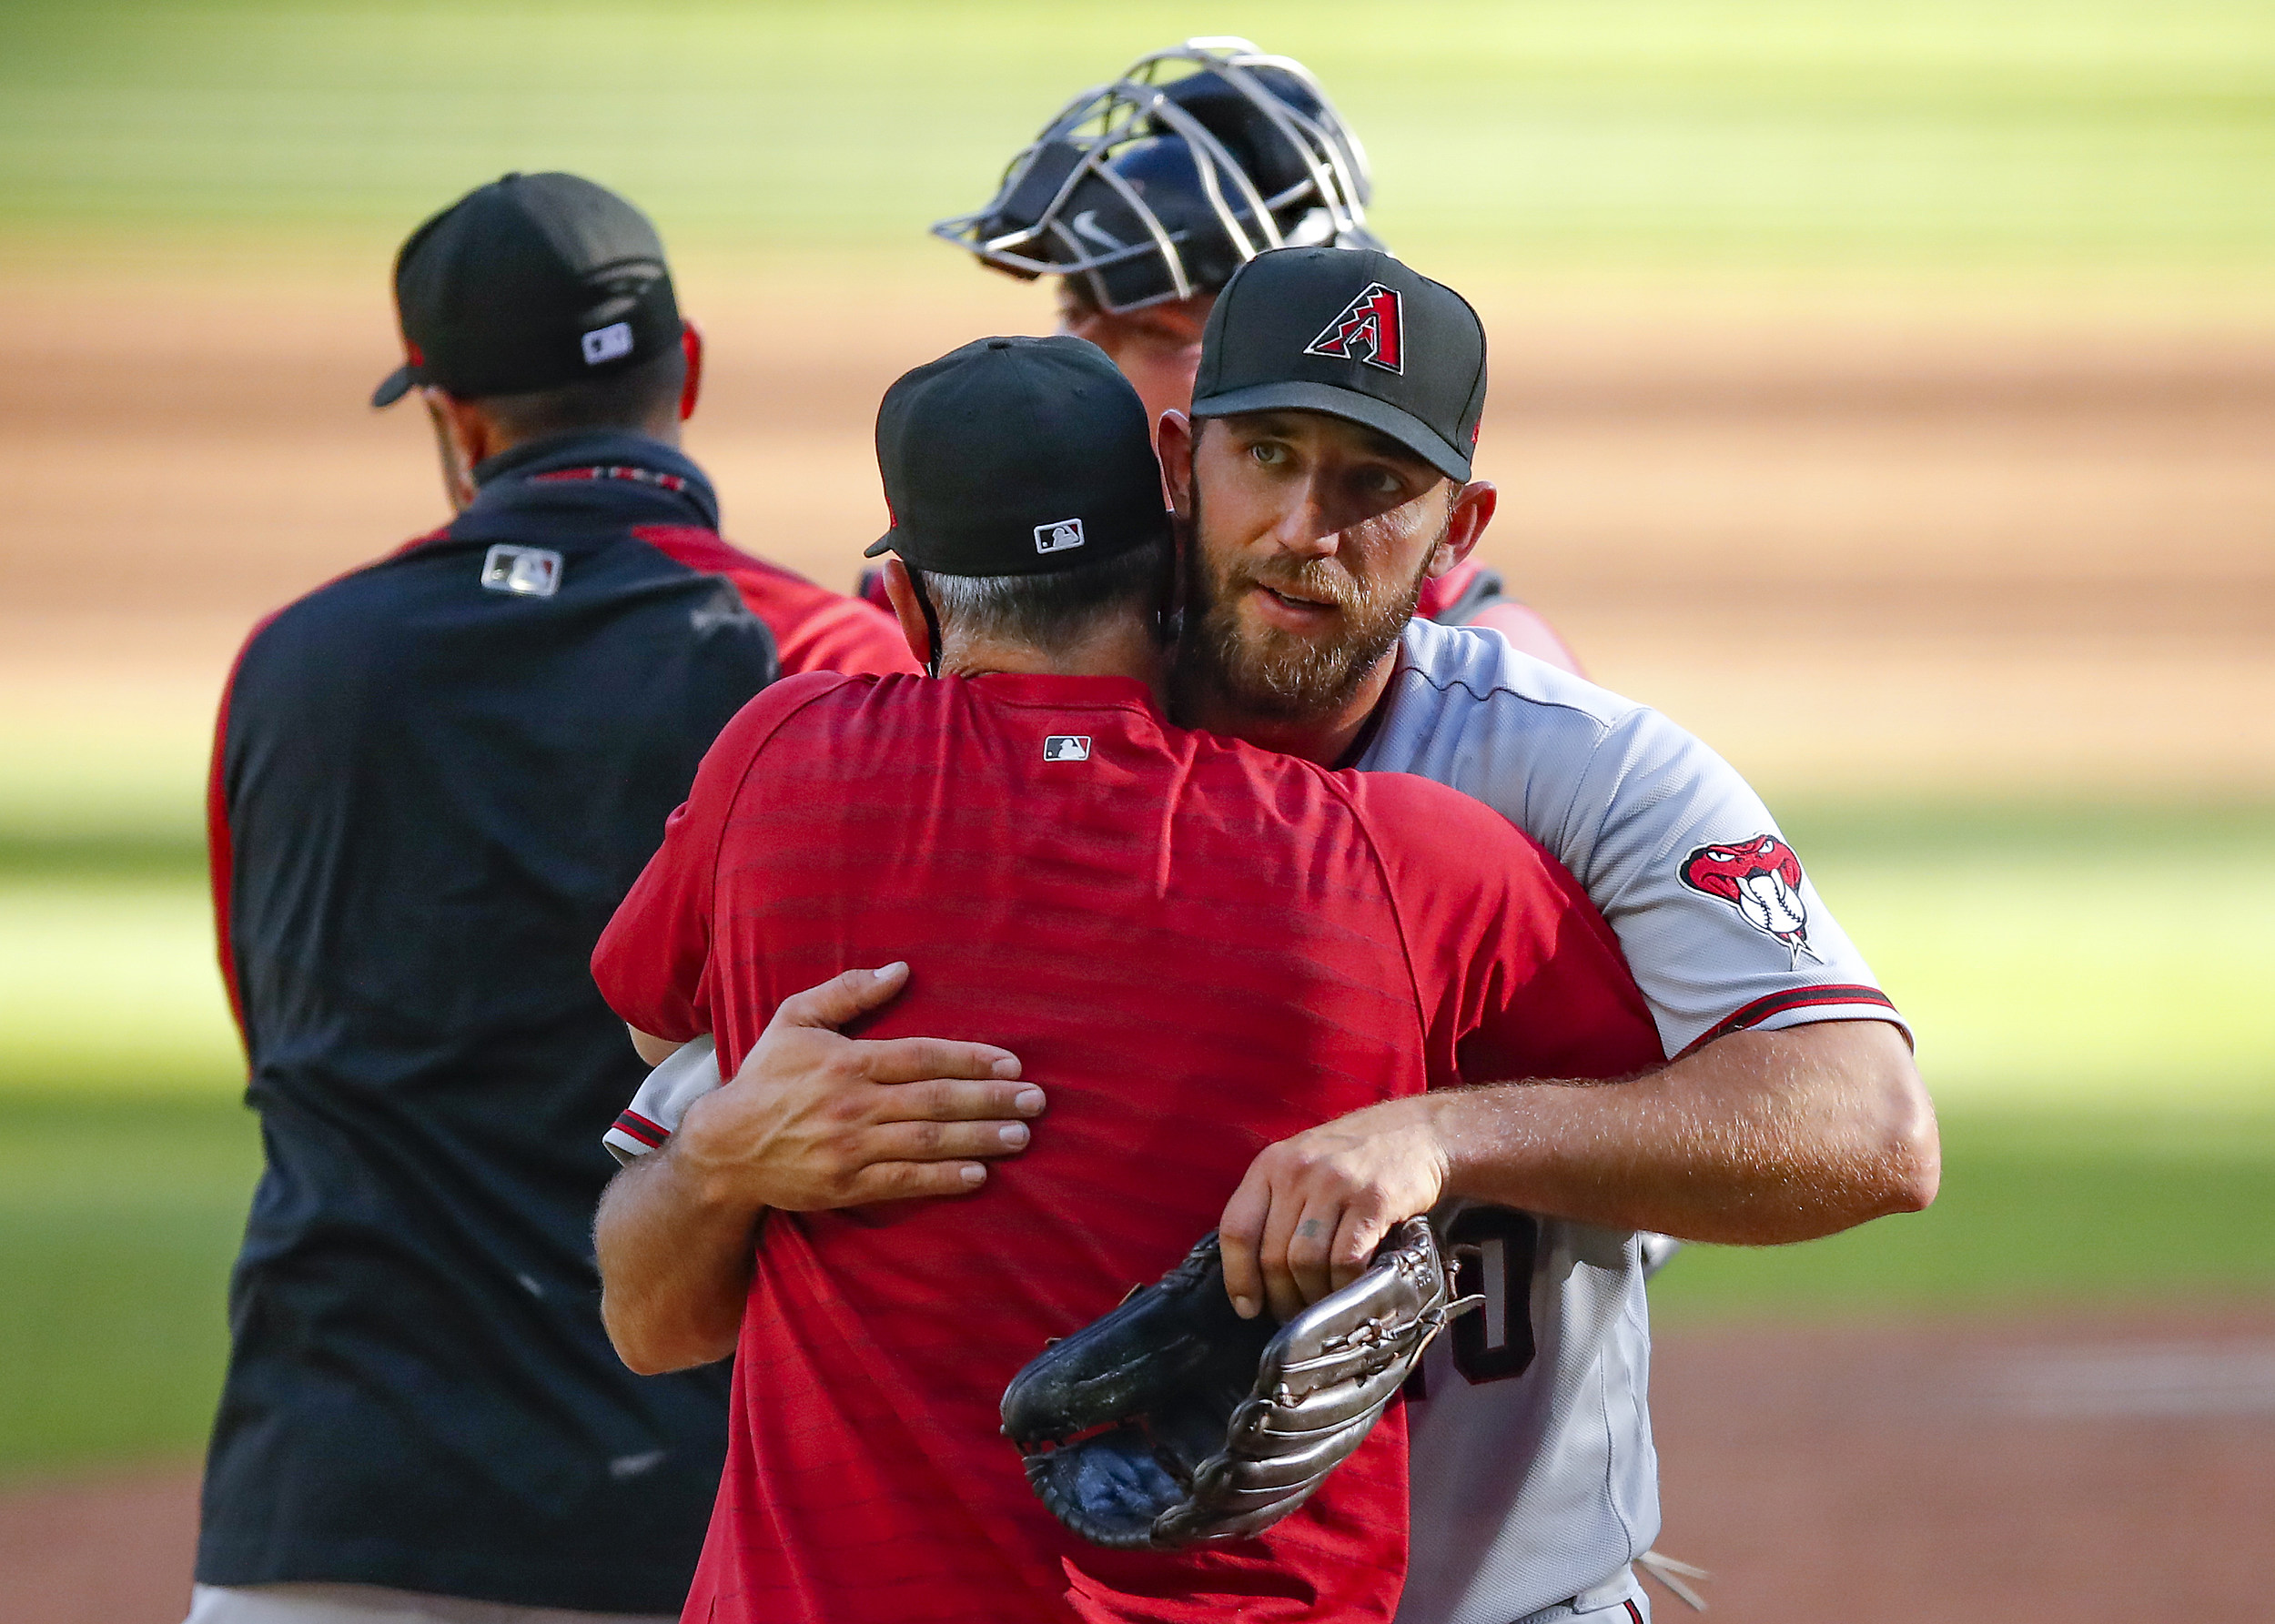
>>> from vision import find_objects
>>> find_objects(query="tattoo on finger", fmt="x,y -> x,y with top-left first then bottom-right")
1297,1219 -> 1328,1241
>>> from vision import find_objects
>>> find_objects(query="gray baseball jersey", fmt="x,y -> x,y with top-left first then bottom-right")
1361,617 -> 1902,1624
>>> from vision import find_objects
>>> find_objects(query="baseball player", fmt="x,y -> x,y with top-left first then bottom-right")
607,248 -> 1936,1624
1152,247 -> 1935,1624
587,336 -> 1665,1624
194,174 -> 912,1624
909,37 -> 1583,672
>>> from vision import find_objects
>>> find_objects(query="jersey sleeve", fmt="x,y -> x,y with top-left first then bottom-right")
1359,623 -> 1906,1058
631,525 -> 919,678
1350,772 -> 1666,1087
591,671 -> 855,1040
603,1034 -> 723,1165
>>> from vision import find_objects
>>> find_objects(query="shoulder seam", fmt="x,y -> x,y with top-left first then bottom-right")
707,676 -> 858,939
1317,773 -> 1435,1080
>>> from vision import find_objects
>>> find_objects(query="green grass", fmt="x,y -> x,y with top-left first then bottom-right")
1652,1107 -> 2275,1322
1,1 -> 2270,268
0,1094 -> 260,1478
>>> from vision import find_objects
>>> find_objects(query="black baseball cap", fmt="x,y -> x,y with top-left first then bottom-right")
370,172 -> 681,408
1190,247 -> 1486,482
864,336 -> 1170,576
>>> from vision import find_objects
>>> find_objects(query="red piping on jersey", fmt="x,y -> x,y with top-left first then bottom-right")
612,1110 -> 670,1149
1680,983 -> 1901,1057
207,608 -> 290,1053
531,465 -> 692,493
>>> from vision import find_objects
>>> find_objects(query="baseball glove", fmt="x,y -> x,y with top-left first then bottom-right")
1000,1217 -> 1466,1550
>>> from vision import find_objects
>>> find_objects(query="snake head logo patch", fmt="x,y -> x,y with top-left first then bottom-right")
1680,833 -> 1817,963
1303,283 -> 1403,374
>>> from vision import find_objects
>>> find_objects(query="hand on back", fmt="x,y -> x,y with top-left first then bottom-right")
672,963 -> 1044,1211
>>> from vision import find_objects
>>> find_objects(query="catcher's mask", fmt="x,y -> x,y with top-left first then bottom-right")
933,38 -> 1380,315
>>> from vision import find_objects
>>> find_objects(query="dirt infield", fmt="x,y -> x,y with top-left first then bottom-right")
2,263 -> 2270,798
9,1306 -> 2270,1623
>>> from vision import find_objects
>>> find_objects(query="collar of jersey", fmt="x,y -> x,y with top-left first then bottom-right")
964,671 -> 1158,713
466,429 -> 719,530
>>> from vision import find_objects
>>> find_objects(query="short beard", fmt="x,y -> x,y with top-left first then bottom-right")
1176,481 -> 1438,723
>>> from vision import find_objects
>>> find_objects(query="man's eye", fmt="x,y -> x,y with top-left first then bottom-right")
1249,442 -> 1287,468
1360,469 -> 1406,497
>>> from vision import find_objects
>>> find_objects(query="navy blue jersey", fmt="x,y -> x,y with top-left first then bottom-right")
199,432 -> 776,1612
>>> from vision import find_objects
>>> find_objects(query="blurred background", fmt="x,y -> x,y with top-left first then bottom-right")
1,2 -> 2269,1619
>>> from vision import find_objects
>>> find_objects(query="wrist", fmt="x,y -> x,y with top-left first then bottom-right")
1428,1084 -> 1542,1208
670,1090 -> 765,1220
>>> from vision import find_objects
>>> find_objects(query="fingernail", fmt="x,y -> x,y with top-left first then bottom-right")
959,1164 -> 986,1186
998,1123 -> 1029,1149
992,1055 -> 1022,1079
875,962 -> 907,982
1231,1296 -> 1259,1320
1013,1087 -> 1045,1115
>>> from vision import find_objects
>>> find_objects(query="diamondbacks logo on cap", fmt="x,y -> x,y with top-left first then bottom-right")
1035,518 -> 1086,554
581,321 -> 634,366
1302,283 -> 1403,374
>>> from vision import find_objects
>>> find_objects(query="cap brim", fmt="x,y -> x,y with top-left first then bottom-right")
1190,380 -> 1472,484
863,530 -> 897,559
370,365 -> 420,409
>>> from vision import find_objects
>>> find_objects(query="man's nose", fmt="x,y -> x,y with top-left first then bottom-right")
1266,477 -> 1341,559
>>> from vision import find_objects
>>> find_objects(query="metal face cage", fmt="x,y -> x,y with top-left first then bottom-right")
932,38 -> 1379,315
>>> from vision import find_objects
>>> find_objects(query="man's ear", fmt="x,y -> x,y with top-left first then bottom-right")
677,319 -> 704,422
1428,479 -> 1498,579
420,388 -> 491,513
1157,410 -> 1196,519
879,558 -> 933,670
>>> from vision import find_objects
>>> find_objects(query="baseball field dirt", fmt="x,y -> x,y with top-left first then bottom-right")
3,261 -> 2270,802
8,1306 -> 2270,1622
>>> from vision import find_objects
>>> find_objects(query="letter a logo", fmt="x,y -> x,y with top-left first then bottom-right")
1302,283 -> 1404,374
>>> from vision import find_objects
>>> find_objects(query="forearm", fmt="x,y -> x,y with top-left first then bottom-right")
593,1142 -> 759,1375
1440,1020 -> 1938,1245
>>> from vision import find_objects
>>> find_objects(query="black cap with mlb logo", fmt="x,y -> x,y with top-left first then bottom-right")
865,335 -> 1171,576
370,172 -> 682,408
1190,246 -> 1486,482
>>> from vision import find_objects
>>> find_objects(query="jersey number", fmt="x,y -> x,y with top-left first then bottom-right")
1446,1207 -> 1540,1385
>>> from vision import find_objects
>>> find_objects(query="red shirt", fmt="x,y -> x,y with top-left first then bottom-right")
592,672 -> 1660,1624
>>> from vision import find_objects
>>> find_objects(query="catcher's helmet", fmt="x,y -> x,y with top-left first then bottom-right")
934,38 -> 1381,314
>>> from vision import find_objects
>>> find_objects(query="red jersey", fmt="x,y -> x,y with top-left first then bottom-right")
592,672 -> 1660,1624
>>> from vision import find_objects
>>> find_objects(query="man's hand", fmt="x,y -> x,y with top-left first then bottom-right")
674,962 -> 1045,1211
1218,1094 -> 1451,1323
597,962 -> 1045,1375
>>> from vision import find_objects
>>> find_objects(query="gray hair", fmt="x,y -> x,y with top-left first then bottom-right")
919,539 -> 1168,656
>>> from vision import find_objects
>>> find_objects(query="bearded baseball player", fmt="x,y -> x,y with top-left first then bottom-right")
903,36 -> 1582,672
607,246 -> 1936,1623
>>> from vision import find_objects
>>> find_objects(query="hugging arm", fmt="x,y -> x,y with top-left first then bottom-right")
1220,1018 -> 1936,1323
595,963 -> 1042,1374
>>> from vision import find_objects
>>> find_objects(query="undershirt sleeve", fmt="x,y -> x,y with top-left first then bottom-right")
1355,772 -> 1668,1087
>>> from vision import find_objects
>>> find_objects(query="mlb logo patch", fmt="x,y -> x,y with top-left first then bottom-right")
581,321 -> 634,366
1042,735 -> 1091,762
1035,518 -> 1086,554
480,544 -> 563,599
